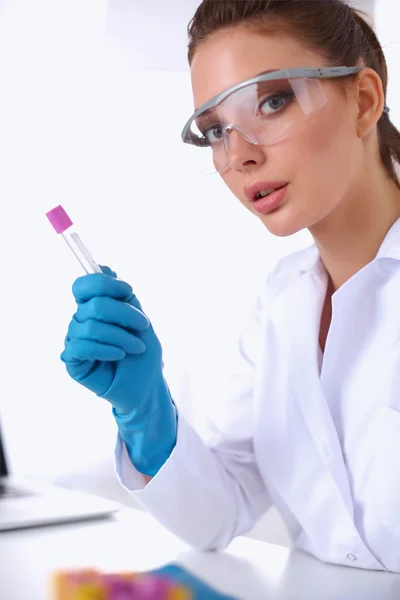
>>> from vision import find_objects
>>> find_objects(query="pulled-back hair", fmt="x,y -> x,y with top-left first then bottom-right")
187,0 -> 400,188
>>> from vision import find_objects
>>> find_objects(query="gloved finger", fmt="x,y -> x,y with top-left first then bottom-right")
97,266 -> 149,322
68,317 -> 146,355
72,273 -> 133,304
61,339 -> 127,363
100,265 -> 117,278
74,296 -> 150,332
125,290 -> 148,317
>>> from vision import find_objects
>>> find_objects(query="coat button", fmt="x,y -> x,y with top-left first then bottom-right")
347,554 -> 357,561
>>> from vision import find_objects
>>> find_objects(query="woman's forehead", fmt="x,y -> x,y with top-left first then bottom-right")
190,29 -> 322,110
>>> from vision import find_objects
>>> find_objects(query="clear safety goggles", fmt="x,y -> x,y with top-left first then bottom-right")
181,66 -> 390,175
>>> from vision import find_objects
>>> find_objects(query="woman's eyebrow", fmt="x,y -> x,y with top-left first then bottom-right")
195,109 -> 218,129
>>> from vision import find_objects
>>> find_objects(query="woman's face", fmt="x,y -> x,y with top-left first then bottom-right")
190,27 -> 363,238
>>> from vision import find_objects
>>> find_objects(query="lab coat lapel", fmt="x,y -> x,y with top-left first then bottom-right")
261,267 -> 355,521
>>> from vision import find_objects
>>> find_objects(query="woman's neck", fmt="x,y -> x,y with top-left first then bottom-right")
310,172 -> 400,292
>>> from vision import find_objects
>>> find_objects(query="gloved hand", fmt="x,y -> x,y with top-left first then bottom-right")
60,265 -> 178,477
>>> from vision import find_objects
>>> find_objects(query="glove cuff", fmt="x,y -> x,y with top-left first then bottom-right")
112,378 -> 178,477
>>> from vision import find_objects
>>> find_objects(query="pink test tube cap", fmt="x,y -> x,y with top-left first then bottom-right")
46,205 -> 73,234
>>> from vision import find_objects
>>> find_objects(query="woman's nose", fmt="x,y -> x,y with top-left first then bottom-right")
224,127 -> 265,171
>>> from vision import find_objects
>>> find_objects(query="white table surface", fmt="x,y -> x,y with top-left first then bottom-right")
1,506 -> 399,600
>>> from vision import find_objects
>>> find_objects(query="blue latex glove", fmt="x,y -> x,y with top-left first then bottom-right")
147,564 -> 240,599
60,265 -> 178,477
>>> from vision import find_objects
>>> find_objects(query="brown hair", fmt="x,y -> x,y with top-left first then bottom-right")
187,0 -> 400,189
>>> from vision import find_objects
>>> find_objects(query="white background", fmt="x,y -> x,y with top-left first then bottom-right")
0,0 -> 398,542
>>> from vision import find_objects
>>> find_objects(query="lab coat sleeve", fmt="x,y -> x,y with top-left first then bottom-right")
114,276 -> 274,552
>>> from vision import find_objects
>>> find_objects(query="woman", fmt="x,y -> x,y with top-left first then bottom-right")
61,0 -> 400,573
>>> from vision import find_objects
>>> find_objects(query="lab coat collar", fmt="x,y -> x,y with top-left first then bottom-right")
375,216 -> 400,260
297,216 -> 400,278
299,245 -> 326,277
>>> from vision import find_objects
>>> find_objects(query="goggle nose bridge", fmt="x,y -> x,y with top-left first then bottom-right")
223,124 -> 259,147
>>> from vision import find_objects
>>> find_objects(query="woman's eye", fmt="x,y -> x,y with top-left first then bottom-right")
259,92 -> 294,116
203,124 -> 224,145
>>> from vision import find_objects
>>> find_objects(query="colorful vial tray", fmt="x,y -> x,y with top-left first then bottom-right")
52,568 -> 192,600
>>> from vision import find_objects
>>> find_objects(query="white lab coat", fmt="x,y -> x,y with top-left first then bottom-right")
115,216 -> 400,573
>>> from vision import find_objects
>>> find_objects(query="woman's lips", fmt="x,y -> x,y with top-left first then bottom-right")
244,180 -> 290,202
251,184 -> 289,214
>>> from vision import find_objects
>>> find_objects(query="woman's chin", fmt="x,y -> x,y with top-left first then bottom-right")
256,201 -> 307,238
